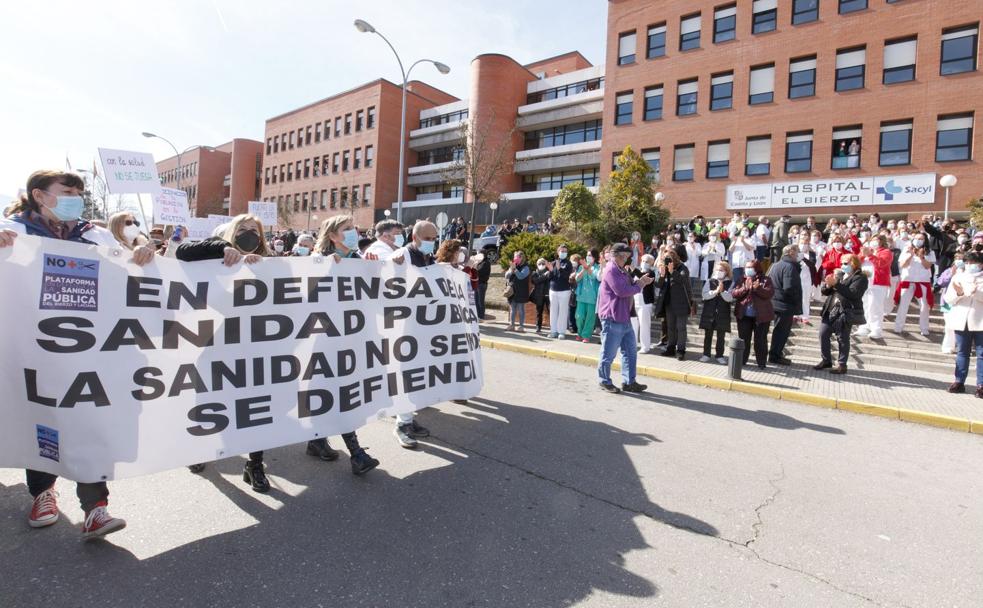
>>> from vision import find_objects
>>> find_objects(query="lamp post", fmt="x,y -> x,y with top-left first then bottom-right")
142,132 -> 214,216
489,201 -> 498,227
654,191 -> 665,203
940,174 -> 957,221
384,209 -> 391,218
308,213 -> 319,233
354,19 -> 449,225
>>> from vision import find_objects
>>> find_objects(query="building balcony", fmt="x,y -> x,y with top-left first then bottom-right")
407,161 -> 463,187
409,121 -> 466,151
516,89 -> 604,131
514,141 -> 602,175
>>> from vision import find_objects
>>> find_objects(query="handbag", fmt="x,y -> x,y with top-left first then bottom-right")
503,280 -> 514,299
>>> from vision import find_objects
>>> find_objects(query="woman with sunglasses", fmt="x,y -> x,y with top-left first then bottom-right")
108,211 -> 147,250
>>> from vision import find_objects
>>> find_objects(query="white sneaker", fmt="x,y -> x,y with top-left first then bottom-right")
868,332 -> 883,339
699,355 -> 711,363
853,328 -> 870,337
557,334 -> 565,340
716,357 -> 728,365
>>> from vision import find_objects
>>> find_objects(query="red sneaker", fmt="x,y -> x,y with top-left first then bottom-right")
81,503 -> 126,541
28,489 -> 59,528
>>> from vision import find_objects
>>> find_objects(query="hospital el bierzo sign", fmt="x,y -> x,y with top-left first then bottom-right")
725,172 -> 937,211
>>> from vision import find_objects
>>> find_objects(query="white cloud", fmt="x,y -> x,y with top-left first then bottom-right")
0,0 -> 605,195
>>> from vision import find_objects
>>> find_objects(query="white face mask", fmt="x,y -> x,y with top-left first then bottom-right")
456,251 -> 467,264
833,242 -> 843,250
123,224 -> 142,242
537,264 -> 546,270
713,271 -> 725,280
641,263 -> 651,272
709,236 -> 718,243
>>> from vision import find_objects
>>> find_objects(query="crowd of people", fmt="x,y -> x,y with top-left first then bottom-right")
500,211 -> 983,396
0,170 -> 483,542
3,168 -> 983,541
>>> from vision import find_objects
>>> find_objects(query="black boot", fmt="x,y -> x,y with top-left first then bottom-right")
343,432 -> 379,476
242,461 -> 270,493
306,438 -> 340,461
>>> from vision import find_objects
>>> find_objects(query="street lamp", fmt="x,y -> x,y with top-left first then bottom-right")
142,132 -> 214,216
654,192 -> 666,203
489,201 -> 498,226
383,209 -> 391,218
354,18 -> 449,224
940,174 -> 957,221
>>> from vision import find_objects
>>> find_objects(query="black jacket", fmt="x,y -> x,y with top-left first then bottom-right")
548,258 -> 574,292
176,237 -> 230,262
506,264 -> 532,304
699,279 -> 734,332
654,265 -> 692,317
631,268 -> 657,305
767,256 -> 803,315
406,245 -> 434,268
475,257 -> 492,284
821,271 -> 868,324
530,269 -> 551,305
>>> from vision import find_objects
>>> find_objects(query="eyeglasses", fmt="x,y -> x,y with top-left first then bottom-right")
125,219 -> 141,227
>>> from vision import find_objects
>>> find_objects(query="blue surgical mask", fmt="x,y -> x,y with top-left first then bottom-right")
968,264 -> 982,274
419,239 -> 435,255
342,228 -> 359,250
394,234 -> 405,247
956,260 -> 966,268
745,268 -> 757,278
46,194 -> 84,221
294,246 -> 310,257
558,251 -> 568,260
841,264 -> 852,274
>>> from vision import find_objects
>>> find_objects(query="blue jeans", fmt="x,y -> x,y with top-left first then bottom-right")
509,301 -> 526,327
954,330 -> 983,385
598,319 -> 637,386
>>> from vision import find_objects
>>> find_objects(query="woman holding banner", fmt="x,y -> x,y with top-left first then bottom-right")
0,169 -> 156,540
313,214 -> 382,475
176,213 -> 281,491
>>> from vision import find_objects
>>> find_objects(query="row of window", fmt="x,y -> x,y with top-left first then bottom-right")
263,146 -> 375,185
415,184 -> 465,199
521,169 -> 601,192
160,162 -> 198,185
617,1 -> 969,64
419,109 -> 468,129
629,114 -> 974,183
525,77 -> 605,105
417,145 -> 464,166
266,107 -> 376,156
261,184 -> 374,213
524,120 -> 603,150
614,25 -> 979,125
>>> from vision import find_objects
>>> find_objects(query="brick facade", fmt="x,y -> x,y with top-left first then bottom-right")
259,79 -> 457,231
603,0 -> 982,219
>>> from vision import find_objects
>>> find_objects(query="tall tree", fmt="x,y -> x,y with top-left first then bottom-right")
591,145 -> 670,244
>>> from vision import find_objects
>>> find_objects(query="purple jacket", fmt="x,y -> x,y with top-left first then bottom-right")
598,263 -> 641,322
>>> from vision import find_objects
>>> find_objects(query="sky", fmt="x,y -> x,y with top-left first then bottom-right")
0,0 -> 608,203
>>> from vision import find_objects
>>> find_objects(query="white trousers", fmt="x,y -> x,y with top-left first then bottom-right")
549,289 -> 571,336
861,285 -> 889,334
886,276 -> 899,311
894,284 -> 931,334
800,269 -> 813,320
633,294 -> 653,351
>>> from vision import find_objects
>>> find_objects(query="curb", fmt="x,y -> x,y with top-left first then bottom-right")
479,337 -> 983,435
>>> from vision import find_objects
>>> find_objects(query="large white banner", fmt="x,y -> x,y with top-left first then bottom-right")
726,172 -> 936,210
97,148 -> 162,195
0,236 -> 482,482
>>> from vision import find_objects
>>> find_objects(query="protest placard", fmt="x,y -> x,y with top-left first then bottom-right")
185,218 -> 214,241
248,201 -> 278,230
97,148 -> 162,195
154,187 -> 190,225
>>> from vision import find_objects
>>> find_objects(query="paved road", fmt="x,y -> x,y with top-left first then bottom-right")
1,349 -> 982,608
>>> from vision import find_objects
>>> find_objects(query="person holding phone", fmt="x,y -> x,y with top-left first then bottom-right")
505,250 -> 531,332
894,231 -> 936,336
597,243 -> 654,393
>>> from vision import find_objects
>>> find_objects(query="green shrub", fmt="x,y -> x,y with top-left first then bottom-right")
498,231 -> 589,269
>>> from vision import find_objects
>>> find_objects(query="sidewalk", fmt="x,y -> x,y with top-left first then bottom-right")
477,313 -> 983,434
